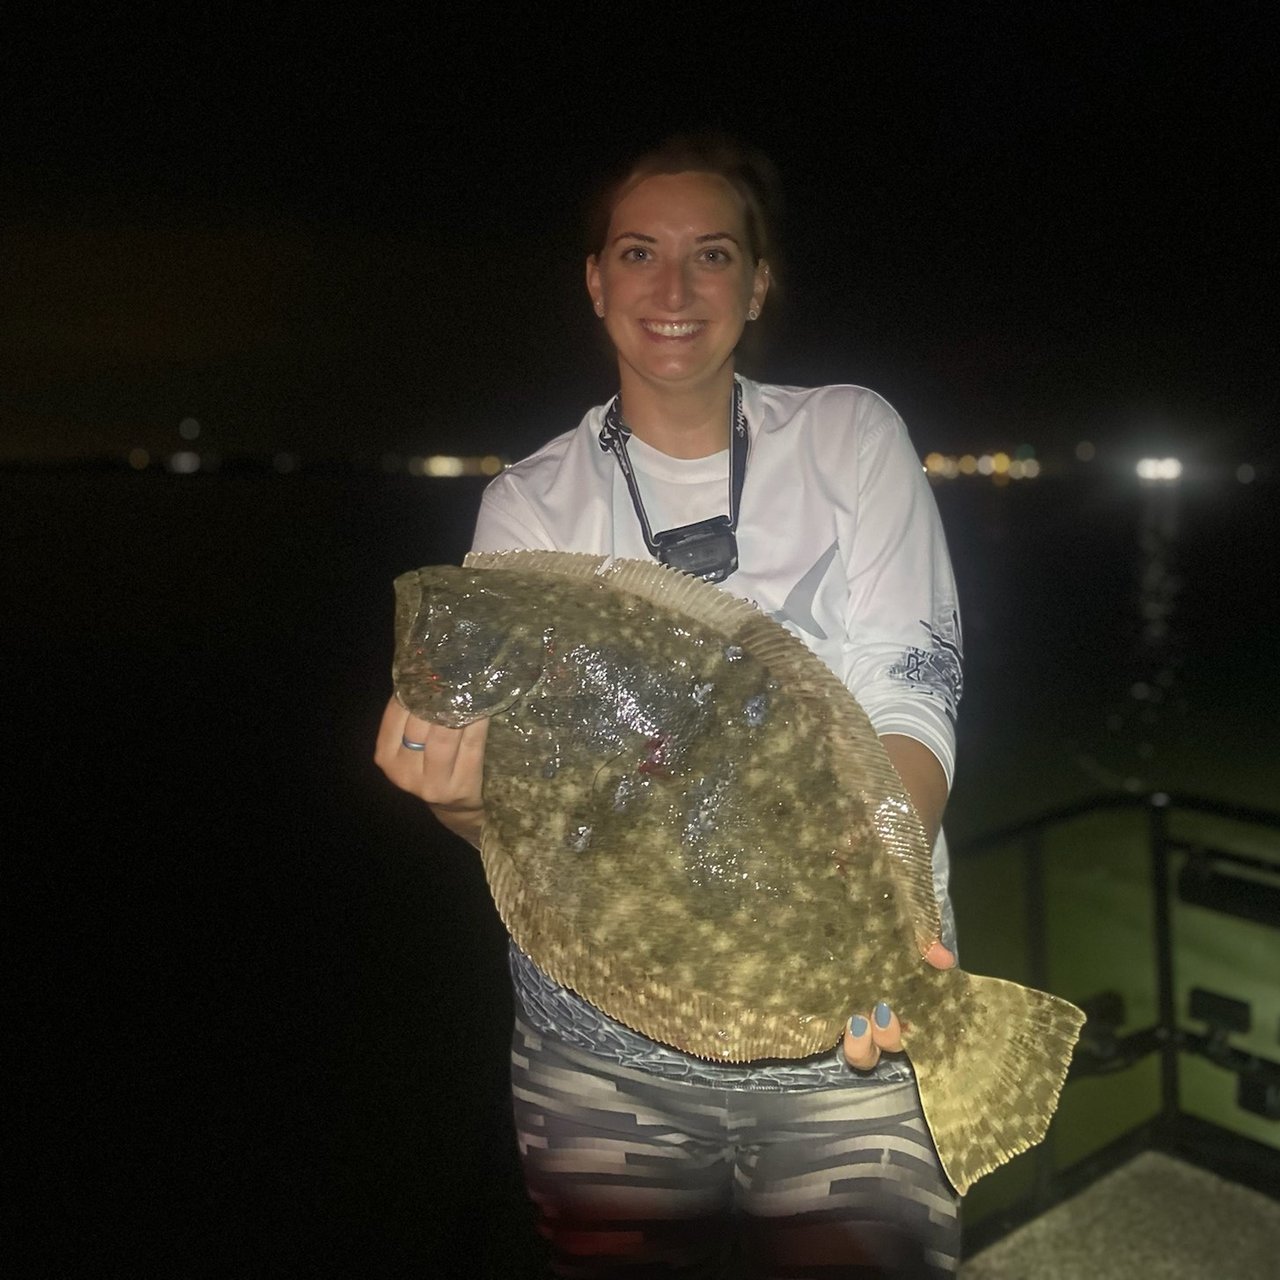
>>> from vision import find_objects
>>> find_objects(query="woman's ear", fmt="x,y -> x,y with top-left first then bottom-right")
750,259 -> 771,316
586,256 -> 604,316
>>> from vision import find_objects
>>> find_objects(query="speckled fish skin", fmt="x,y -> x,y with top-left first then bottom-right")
392,551 -> 1085,1194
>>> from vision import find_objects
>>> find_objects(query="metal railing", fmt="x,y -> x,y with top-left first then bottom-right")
959,791 -> 1280,1243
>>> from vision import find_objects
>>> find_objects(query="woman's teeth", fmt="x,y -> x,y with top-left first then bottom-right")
641,321 -> 704,337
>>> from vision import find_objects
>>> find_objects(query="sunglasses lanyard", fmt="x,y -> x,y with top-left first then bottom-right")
597,380 -> 749,556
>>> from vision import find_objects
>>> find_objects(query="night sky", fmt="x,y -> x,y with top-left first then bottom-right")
4,5 -> 1275,467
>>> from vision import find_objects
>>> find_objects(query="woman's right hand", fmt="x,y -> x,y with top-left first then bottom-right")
374,695 -> 490,849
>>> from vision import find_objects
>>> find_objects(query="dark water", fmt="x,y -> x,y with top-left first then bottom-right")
6,466 -> 1276,1275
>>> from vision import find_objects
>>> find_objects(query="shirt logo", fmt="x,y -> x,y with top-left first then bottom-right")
770,540 -> 838,640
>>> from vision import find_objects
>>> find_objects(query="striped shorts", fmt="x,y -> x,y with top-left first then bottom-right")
511,1019 -> 960,1278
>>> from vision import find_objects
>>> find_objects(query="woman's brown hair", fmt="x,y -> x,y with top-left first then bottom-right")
585,133 -> 783,273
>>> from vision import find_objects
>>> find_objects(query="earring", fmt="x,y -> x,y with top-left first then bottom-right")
594,300 -> 605,317
747,306 -> 760,321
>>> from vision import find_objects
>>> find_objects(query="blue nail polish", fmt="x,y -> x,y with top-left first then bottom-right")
874,1001 -> 892,1029
849,1015 -> 869,1037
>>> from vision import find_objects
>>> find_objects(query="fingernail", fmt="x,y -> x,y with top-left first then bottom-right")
849,1015 -> 869,1037
874,1001 -> 892,1029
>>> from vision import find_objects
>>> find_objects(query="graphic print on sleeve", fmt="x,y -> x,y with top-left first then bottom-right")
888,611 -> 963,726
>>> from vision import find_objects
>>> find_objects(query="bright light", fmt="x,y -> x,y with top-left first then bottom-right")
480,454 -> 504,476
179,417 -> 201,441
168,451 -> 200,474
128,448 -> 150,470
920,450 -> 1039,480
425,455 -> 465,477
1136,457 -> 1182,481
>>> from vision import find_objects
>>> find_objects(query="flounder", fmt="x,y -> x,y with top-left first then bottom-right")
392,550 -> 1084,1193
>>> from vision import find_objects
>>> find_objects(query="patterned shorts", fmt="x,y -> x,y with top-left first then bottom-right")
511,1019 -> 960,1278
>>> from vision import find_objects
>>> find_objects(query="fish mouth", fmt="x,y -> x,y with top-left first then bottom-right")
393,612 -> 549,727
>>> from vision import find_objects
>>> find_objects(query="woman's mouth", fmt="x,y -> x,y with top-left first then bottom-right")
640,320 -> 706,339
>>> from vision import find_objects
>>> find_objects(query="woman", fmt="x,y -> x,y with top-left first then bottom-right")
376,137 -> 963,1277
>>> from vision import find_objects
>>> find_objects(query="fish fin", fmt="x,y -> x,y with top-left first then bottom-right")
908,969 -> 1086,1195
465,553 -> 758,632
601,558 -> 778,637
464,549 -> 609,579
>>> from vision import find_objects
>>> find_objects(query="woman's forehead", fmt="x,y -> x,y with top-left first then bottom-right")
608,170 -> 747,237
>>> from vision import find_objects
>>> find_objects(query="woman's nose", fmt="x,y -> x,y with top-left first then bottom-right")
656,260 -> 692,310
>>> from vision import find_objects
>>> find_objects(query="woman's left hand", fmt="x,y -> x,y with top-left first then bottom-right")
841,940 -> 956,1070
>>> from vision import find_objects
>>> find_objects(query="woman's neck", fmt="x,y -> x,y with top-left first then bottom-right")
617,367 -> 736,459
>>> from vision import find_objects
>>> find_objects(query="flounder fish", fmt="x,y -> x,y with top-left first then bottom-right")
392,550 -> 1084,1193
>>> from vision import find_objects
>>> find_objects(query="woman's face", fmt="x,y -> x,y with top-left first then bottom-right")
586,171 -> 769,398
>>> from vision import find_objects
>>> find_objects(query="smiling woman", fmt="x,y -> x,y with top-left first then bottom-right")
375,134 -> 967,1277
585,170 -> 770,458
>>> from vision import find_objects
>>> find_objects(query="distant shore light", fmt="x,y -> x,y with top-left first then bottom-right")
168,450 -> 200,474
958,454 -> 977,475
128,447 -> 150,470
1236,464 -> 1256,484
179,417 -> 201,441
1136,457 -> 1182,481
1075,441 -> 1096,462
402,454 -> 510,477
425,455 -> 465,477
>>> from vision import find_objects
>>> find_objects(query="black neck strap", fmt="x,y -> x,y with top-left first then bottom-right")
597,381 -> 748,556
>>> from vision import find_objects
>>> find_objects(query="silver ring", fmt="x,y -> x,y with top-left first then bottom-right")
401,735 -> 427,751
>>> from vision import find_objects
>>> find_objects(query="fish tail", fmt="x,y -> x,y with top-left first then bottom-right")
909,971 -> 1086,1196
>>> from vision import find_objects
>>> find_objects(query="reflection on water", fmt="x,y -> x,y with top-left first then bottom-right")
1083,475 -> 1186,793
929,467 -> 1274,829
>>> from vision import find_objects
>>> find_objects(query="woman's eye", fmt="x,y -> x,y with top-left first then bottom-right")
621,246 -> 651,262
700,247 -> 733,265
